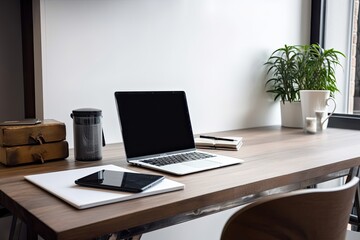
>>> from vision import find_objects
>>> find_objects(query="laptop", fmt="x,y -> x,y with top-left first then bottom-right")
114,91 -> 244,175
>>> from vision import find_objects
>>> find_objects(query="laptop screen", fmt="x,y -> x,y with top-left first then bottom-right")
115,91 -> 196,159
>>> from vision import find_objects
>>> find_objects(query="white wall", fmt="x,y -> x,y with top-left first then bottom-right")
38,1 -> 310,239
40,0 -> 310,148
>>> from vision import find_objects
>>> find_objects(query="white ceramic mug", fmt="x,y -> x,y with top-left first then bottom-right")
300,90 -> 336,131
315,99 -> 336,131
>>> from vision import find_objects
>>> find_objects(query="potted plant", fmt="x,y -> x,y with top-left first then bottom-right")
297,43 -> 344,94
264,44 -> 303,128
297,44 -> 345,129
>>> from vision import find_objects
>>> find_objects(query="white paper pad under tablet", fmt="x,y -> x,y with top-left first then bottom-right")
25,164 -> 184,209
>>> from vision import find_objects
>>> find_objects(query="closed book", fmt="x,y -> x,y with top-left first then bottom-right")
0,141 -> 69,166
194,137 -> 243,150
0,119 -> 66,147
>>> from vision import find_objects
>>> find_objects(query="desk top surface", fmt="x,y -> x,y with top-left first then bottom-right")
1,126 -> 360,240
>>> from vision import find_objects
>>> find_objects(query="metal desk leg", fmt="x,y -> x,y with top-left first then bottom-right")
9,216 -> 22,240
9,216 -> 17,240
26,227 -> 38,240
116,235 -> 142,240
9,216 -> 38,240
96,233 -> 142,240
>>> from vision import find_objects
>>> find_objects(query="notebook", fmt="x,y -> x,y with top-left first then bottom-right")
114,91 -> 244,175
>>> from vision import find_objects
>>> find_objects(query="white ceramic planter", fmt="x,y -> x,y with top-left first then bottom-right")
280,101 -> 303,128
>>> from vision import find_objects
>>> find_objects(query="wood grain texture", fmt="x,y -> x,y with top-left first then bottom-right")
1,126 -> 360,239
0,119 -> 66,146
0,141 -> 69,166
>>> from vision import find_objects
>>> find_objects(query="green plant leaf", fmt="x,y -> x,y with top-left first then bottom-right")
264,43 -> 345,102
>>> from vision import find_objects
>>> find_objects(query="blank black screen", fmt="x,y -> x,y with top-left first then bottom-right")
75,170 -> 164,192
115,91 -> 195,158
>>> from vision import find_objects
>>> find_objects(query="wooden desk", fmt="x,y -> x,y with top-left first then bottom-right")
1,126 -> 360,240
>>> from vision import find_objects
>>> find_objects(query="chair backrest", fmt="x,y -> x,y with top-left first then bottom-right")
221,177 -> 359,240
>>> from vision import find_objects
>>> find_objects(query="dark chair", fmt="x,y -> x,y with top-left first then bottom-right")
221,177 -> 359,240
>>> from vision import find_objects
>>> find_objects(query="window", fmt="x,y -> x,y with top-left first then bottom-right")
313,0 -> 360,129
353,0 -> 360,114
311,0 -> 360,114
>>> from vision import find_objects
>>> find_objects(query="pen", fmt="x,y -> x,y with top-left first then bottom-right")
199,135 -> 235,142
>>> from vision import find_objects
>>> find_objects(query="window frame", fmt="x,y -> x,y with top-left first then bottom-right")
312,0 -> 360,129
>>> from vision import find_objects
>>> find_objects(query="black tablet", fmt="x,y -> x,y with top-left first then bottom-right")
75,170 -> 164,193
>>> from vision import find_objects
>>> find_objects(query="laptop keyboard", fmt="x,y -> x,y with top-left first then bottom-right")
142,152 -> 214,166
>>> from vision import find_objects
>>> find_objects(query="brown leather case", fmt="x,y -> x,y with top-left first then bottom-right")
0,119 -> 68,166
0,119 -> 66,147
0,141 -> 69,166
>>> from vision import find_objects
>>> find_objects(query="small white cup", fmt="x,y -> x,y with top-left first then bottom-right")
306,117 -> 317,134
315,111 -> 327,132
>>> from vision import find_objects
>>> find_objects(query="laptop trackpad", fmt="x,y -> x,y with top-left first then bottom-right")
183,160 -> 221,169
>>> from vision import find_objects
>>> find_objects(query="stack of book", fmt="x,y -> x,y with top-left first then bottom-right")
194,135 -> 243,151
